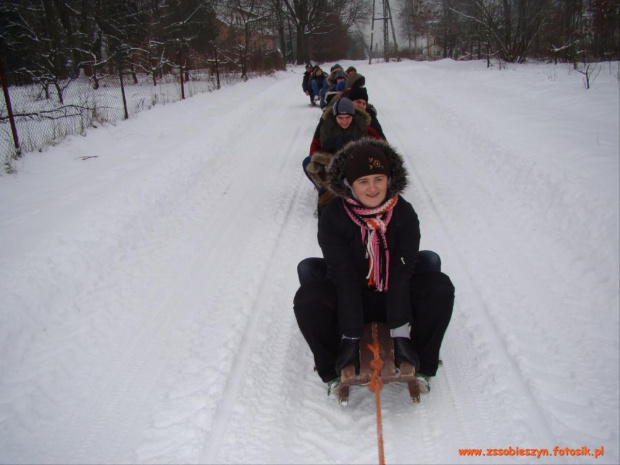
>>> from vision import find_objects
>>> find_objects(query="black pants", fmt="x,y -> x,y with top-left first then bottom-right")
293,261 -> 454,382
297,250 -> 443,286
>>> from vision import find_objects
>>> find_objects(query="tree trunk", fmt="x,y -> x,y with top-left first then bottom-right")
502,0 -> 512,60
53,79 -> 64,104
296,22 -> 310,65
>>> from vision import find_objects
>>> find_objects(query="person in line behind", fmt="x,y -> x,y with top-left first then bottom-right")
322,68 -> 347,109
302,63 -> 315,106
319,64 -> 344,108
310,66 -> 327,106
303,98 -> 383,216
344,86 -> 386,140
345,70 -> 365,92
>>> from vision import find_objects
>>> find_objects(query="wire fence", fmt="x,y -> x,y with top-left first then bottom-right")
0,63 -> 257,173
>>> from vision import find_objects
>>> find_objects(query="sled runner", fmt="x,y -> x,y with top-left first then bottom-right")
338,322 -> 420,405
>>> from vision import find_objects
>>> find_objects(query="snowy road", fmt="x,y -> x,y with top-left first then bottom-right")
0,60 -> 618,464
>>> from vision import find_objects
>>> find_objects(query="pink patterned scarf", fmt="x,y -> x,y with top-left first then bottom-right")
342,195 -> 398,291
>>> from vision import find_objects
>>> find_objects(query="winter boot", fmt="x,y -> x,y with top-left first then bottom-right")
416,374 -> 431,394
393,337 -> 420,372
335,337 -> 360,376
326,378 -> 341,398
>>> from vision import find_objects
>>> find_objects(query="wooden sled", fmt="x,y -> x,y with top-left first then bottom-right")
338,322 -> 421,405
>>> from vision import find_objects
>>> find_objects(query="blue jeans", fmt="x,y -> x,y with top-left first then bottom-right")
302,156 -> 313,185
311,80 -> 320,98
297,250 -> 442,286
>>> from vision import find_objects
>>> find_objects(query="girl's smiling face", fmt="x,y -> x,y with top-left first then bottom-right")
352,174 -> 388,208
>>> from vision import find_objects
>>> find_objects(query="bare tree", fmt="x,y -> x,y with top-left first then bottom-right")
397,0 -> 433,52
449,0 -> 552,63
264,0 -> 290,64
436,0 -> 462,58
535,0 -> 583,64
0,0 -> 81,102
575,61 -> 601,88
279,0 -> 369,64
280,0 -> 325,64
217,0 -> 273,78
480,0 -> 551,63
588,0 -> 620,61
161,0 -> 218,76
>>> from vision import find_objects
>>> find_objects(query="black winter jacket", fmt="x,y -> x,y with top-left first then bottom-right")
302,71 -> 312,92
318,139 -> 419,338
366,104 -> 386,140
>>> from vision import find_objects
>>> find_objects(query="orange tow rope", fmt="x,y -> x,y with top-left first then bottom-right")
367,322 -> 385,465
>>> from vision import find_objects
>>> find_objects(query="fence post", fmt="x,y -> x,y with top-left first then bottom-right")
179,49 -> 185,100
117,51 -> 129,120
0,59 -> 21,156
214,47 -> 221,90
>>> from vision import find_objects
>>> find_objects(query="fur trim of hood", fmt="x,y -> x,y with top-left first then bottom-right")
326,67 -> 345,86
326,138 -> 408,200
345,72 -> 365,90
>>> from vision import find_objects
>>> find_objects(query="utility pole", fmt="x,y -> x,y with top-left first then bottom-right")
369,0 -> 376,64
387,0 -> 400,61
382,0 -> 389,61
368,0 -> 399,64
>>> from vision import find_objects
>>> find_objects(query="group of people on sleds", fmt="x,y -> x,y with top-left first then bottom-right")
294,63 -> 456,401
302,63 -> 357,109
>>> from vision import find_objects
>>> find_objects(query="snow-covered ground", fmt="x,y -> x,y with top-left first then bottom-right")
0,59 -> 618,464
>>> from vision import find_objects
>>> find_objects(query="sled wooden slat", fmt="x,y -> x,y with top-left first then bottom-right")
339,322 -> 420,403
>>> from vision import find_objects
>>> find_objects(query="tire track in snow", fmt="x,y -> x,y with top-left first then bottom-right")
193,93 -> 324,462
372,64 -> 610,459
109,76 -> 322,463
357,67 -> 517,458
384,94 -> 560,448
211,192 -> 341,464
0,72 -> 319,464
53,103 -> 290,463
199,168 -> 305,464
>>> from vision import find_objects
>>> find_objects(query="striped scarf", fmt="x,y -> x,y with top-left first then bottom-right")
343,195 -> 398,292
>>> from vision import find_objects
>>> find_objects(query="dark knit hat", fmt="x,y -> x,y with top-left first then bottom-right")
332,97 -> 355,117
348,86 -> 368,102
344,143 -> 391,185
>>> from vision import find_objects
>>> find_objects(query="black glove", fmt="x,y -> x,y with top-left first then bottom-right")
335,337 -> 360,376
393,337 -> 420,371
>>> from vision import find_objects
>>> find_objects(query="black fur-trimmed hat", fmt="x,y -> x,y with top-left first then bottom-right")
344,144 -> 390,185
327,139 -> 408,200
